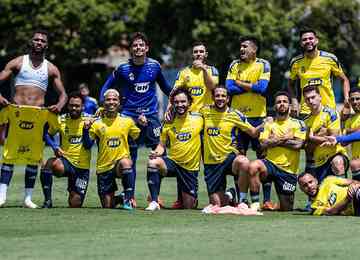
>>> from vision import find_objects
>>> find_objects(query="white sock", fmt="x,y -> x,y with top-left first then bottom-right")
24,188 -> 33,201
239,192 -> 248,202
0,183 -> 8,201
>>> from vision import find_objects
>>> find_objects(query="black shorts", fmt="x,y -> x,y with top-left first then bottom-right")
97,168 -> 118,196
314,153 -> 349,183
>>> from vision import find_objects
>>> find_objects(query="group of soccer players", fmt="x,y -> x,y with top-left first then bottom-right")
1,28 -> 360,216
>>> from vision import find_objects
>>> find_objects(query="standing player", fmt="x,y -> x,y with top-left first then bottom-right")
202,85 -> 259,206
298,173 -> 360,216
145,87 -> 203,211
83,89 -> 140,209
288,28 -> 350,118
79,83 -> 98,115
0,29 -> 67,112
40,92 -> 93,208
99,32 -> 171,205
303,84 -> 348,183
0,105 -> 58,208
248,92 -> 306,211
170,42 -> 219,208
225,36 -> 273,208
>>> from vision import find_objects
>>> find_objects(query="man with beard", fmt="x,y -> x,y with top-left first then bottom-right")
288,29 -> 350,119
248,92 -> 306,211
40,92 -> 93,208
99,32 -> 171,207
225,36 -> 273,209
303,84 -> 348,183
201,85 -> 259,206
298,172 -> 360,216
145,87 -> 203,211
83,89 -> 140,209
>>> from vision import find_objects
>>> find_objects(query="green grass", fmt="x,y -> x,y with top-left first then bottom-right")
1,148 -> 360,260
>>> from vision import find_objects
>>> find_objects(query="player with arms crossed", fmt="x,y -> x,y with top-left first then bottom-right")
145,87 -> 203,211
40,92 -> 93,208
201,85 -> 259,206
99,32 -> 171,206
83,89 -> 140,209
225,36 -> 272,208
248,91 -> 306,211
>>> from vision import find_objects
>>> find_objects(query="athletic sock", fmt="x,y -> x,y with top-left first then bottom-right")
262,182 -> 272,202
239,192 -> 248,203
0,164 -> 14,201
352,170 -> 360,181
24,165 -> 38,201
250,191 -> 260,203
147,167 -> 160,202
121,168 -> 133,201
233,176 -> 240,202
40,168 -> 53,201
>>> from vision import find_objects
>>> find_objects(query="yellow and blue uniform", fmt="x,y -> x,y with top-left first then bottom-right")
290,50 -> 344,115
201,105 -> 253,194
259,118 -> 307,194
174,66 -> 219,112
0,104 -> 57,165
311,176 -> 353,216
305,106 -> 348,182
344,114 -> 360,159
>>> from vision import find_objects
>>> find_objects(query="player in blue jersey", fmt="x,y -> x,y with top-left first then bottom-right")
99,32 -> 172,206
79,83 -> 98,115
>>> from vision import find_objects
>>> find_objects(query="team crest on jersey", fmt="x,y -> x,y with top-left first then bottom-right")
134,82 -> 150,93
328,192 -> 337,205
107,137 -> 121,147
301,66 -> 306,73
207,127 -> 220,136
68,135 -> 82,144
176,132 -> 191,142
18,145 -> 30,153
19,120 -> 34,130
190,87 -> 204,96
15,111 -> 20,117
129,73 -> 135,81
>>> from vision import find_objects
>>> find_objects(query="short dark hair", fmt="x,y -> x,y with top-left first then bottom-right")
297,172 -> 315,183
299,28 -> 317,38
274,91 -> 290,102
130,32 -> 149,47
170,86 -> 192,105
239,36 -> 260,53
33,29 -> 48,38
349,87 -> 360,95
211,85 -> 228,97
302,84 -> 320,96
68,91 -> 85,104
192,41 -> 206,49
79,83 -> 89,91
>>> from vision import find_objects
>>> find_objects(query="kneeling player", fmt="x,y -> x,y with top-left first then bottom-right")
248,92 -> 306,211
41,92 -> 93,208
83,89 -> 140,209
146,87 -> 203,211
298,173 -> 360,216
201,85 -> 259,206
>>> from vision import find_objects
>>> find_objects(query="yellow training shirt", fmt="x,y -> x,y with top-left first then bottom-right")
49,113 -> 94,169
344,114 -> 360,159
290,50 -> 344,114
89,114 -> 140,174
226,58 -> 271,118
174,66 -> 219,112
311,176 -> 353,216
0,105 -> 58,165
305,106 -> 347,167
161,112 -> 203,171
260,117 -> 306,174
201,106 -> 253,164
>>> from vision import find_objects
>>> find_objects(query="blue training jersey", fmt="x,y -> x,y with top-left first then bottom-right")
99,58 -> 172,117
83,96 -> 98,115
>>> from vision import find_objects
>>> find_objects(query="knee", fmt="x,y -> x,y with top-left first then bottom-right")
119,159 -> 132,169
233,155 -> 250,172
147,158 -> 161,169
331,156 -> 346,175
69,193 -> 83,208
49,159 -> 64,175
350,159 -> 360,172
248,161 -> 260,176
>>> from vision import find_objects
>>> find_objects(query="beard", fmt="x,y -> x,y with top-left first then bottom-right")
277,107 -> 289,116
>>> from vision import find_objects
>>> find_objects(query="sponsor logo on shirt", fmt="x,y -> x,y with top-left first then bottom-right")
107,137 -> 121,147
19,120 -> 34,130
68,135 -> 82,144
207,127 -> 220,136
176,132 -> 192,142
134,82 -> 150,93
190,87 -> 204,96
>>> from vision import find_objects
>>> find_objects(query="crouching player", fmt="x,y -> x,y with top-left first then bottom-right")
83,89 -> 140,209
248,91 -> 306,211
40,92 -> 93,208
298,173 -> 360,216
201,85 -> 259,206
145,87 -> 203,211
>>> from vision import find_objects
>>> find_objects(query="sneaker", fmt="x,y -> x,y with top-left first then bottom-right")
42,200 -> 53,209
24,199 -> 38,209
123,200 -> 134,211
225,187 -> 237,206
261,201 -> 279,211
0,198 -> 6,207
145,201 -> 160,211
250,202 -> 260,211
147,195 -> 165,208
171,200 -> 184,209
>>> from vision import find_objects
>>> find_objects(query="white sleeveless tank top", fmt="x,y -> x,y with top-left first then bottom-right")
14,55 -> 49,91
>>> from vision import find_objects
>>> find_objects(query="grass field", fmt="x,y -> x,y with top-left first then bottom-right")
1,148 -> 360,260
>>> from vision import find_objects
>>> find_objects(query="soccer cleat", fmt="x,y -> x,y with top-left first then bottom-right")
24,199 -> 38,209
225,187 -> 237,206
147,195 -> 165,208
42,200 -> 53,209
250,202 -> 261,211
171,200 -> 184,209
113,192 -> 125,208
0,198 -> 6,207
123,200 -> 134,211
261,201 -> 279,211
145,201 -> 160,211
